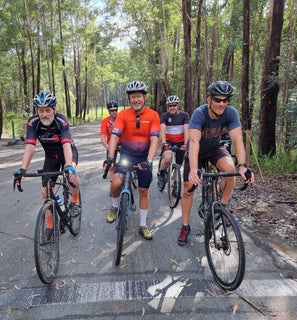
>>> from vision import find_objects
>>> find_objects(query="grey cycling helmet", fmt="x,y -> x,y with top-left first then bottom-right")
166,95 -> 180,104
207,81 -> 234,97
126,81 -> 147,94
33,92 -> 57,107
107,101 -> 118,109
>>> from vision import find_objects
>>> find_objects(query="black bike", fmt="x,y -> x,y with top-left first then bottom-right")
103,159 -> 138,265
189,163 -> 252,291
13,170 -> 82,284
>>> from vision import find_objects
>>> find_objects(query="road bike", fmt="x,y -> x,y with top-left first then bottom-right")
103,159 -> 138,265
13,170 -> 82,284
157,145 -> 186,208
188,162 -> 252,291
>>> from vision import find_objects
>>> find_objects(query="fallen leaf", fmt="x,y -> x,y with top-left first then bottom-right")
89,239 -> 94,244
107,242 -> 112,247
72,257 -> 76,264
0,252 -> 3,256
141,306 -> 145,316
1,287 -> 8,290
14,285 -> 21,290
233,303 -> 239,315
90,262 -> 96,267
246,251 -> 253,256
62,280 -> 68,285
14,237 -> 27,240
71,279 -> 76,284
56,282 -> 60,290
89,222 -> 94,227
78,236 -> 83,240
100,248 -> 107,253
153,267 -> 158,274
205,289 -> 217,297
258,302 -> 268,307
169,258 -> 179,265
186,282 -> 192,287
114,305 -> 120,310
119,264 -> 131,268
64,270 -> 72,275
25,223 -> 28,227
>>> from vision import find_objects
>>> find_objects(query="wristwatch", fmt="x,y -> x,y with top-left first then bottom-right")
237,163 -> 246,168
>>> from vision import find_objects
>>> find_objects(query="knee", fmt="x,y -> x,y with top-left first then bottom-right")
182,182 -> 194,199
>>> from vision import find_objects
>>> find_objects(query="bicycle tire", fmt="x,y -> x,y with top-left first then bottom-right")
204,206 -> 245,291
34,201 -> 60,284
157,155 -> 166,192
115,193 -> 129,266
167,163 -> 181,208
68,191 -> 82,236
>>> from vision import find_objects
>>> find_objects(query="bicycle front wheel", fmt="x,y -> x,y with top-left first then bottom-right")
34,201 -> 60,284
115,193 -> 129,266
167,163 -> 181,208
204,206 -> 245,291
68,191 -> 82,236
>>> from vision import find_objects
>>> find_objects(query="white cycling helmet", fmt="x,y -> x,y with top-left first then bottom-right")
126,81 -> 147,94
166,95 -> 180,104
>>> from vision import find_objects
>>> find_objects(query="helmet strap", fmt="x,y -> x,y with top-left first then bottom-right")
208,102 -> 220,119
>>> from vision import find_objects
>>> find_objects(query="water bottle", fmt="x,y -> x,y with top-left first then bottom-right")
56,195 -> 65,212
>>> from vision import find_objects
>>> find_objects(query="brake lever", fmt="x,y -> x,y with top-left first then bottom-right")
187,170 -> 202,193
64,169 -> 76,188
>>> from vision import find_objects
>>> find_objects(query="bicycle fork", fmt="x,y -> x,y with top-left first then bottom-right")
116,173 -> 132,229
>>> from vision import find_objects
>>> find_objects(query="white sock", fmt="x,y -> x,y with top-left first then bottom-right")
139,209 -> 148,227
112,197 -> 119,208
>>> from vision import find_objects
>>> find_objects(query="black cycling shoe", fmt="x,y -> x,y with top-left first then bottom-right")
157,174 -> 166,190
44,228 -> 53,242
178,225 -> 191,246
70,202 -> 81,218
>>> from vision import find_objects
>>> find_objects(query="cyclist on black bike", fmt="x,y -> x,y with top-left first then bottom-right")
15,92 -> 81,239
101,100 -> 122,181
178,81 -> 254,246
157,95 -> 189,191
104,81 -> 160,240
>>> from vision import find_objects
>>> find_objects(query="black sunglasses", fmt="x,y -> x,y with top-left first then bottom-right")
136,115 -> 140,128
109,109 -> 118,112
211,97 -> 229,103
168,104 -> 178,108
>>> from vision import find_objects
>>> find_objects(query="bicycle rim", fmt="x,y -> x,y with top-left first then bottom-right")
204,206 -> 245,291
34,202 -> 60,284
167,163 -> 181,208
69,191 -> 82,236
115,193 -> 128,265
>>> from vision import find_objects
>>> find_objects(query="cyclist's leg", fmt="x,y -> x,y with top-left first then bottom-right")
212,147 -> 235,205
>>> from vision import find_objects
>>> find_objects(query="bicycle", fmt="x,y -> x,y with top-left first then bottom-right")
13,169 -> 82,284
188,162 -> 252,291
103,159 -> 138,265
157,144 -> 186,208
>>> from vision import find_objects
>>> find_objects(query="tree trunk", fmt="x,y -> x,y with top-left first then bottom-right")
21,48 -> 30,114
193,0 -> 203,110
36,0 -> 40,94
241,0 -> 251,145
182,0 -> 192,115
82,2 -> 88,121
57,0 -> 71,118
277,0 -> 296,157
0,83 -> 3,139
50,0 -> 55,95
258,0 -> 285,157
42,9 -> 52,92
204,17 -> 210,100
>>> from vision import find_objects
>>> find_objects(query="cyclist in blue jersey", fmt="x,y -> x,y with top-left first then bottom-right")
178,81 -> 254,246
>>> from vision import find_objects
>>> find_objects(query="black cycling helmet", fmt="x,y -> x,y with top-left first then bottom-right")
207,81 -> 234,98
107,101 -> 118,109
33,92 -> 57,107
166,95 -> 180,104
126,81 -> 147,94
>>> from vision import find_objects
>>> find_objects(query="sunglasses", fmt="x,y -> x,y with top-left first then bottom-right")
109,109 -> 118,112
136,115 -> 140,128
211,97 -> 229,103
168,104 -> 178,108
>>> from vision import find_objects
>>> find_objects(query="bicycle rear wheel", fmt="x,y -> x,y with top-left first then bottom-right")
204,206 -> 245,291
34,201 -> 60,284
167,163 -> 181,208
115,193 -> 129,266
68,191 -> 82,236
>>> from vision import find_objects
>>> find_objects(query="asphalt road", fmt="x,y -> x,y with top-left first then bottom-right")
0,122 -> 297,320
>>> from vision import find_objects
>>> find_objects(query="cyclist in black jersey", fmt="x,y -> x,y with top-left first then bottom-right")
16,92 -> 81,237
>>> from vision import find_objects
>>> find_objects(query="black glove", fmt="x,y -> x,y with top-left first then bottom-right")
19,168 -> 26,177
103,157 -> 114,168
139,160 -> 152,171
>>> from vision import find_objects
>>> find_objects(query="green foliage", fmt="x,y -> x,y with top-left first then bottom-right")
3,112 -> 27,138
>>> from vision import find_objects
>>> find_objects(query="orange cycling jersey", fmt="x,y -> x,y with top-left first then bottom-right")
112,107 -> 160,156
101,116 -> 123,144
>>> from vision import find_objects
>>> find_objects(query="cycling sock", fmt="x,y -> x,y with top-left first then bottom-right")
112,197 -> 119,208
140,209 -> 148,226
46,215 -> 54,229
182,224 -> 190,230
72,192 -> 79,203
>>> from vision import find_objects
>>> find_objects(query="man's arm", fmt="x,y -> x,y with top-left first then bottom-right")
62,143 -> 73,168
147,136 -> 159,161
188,128 -> 201,185
160,123 -> 167,144
229,127 -> 246,166
183,123 -> 189,144
108,134 -> 119,159
21,144 -> 36,170
101,134 -> 108,150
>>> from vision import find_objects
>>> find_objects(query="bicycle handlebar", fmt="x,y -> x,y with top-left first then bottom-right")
187,168 -> 253,193
13,170 -> 76,192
